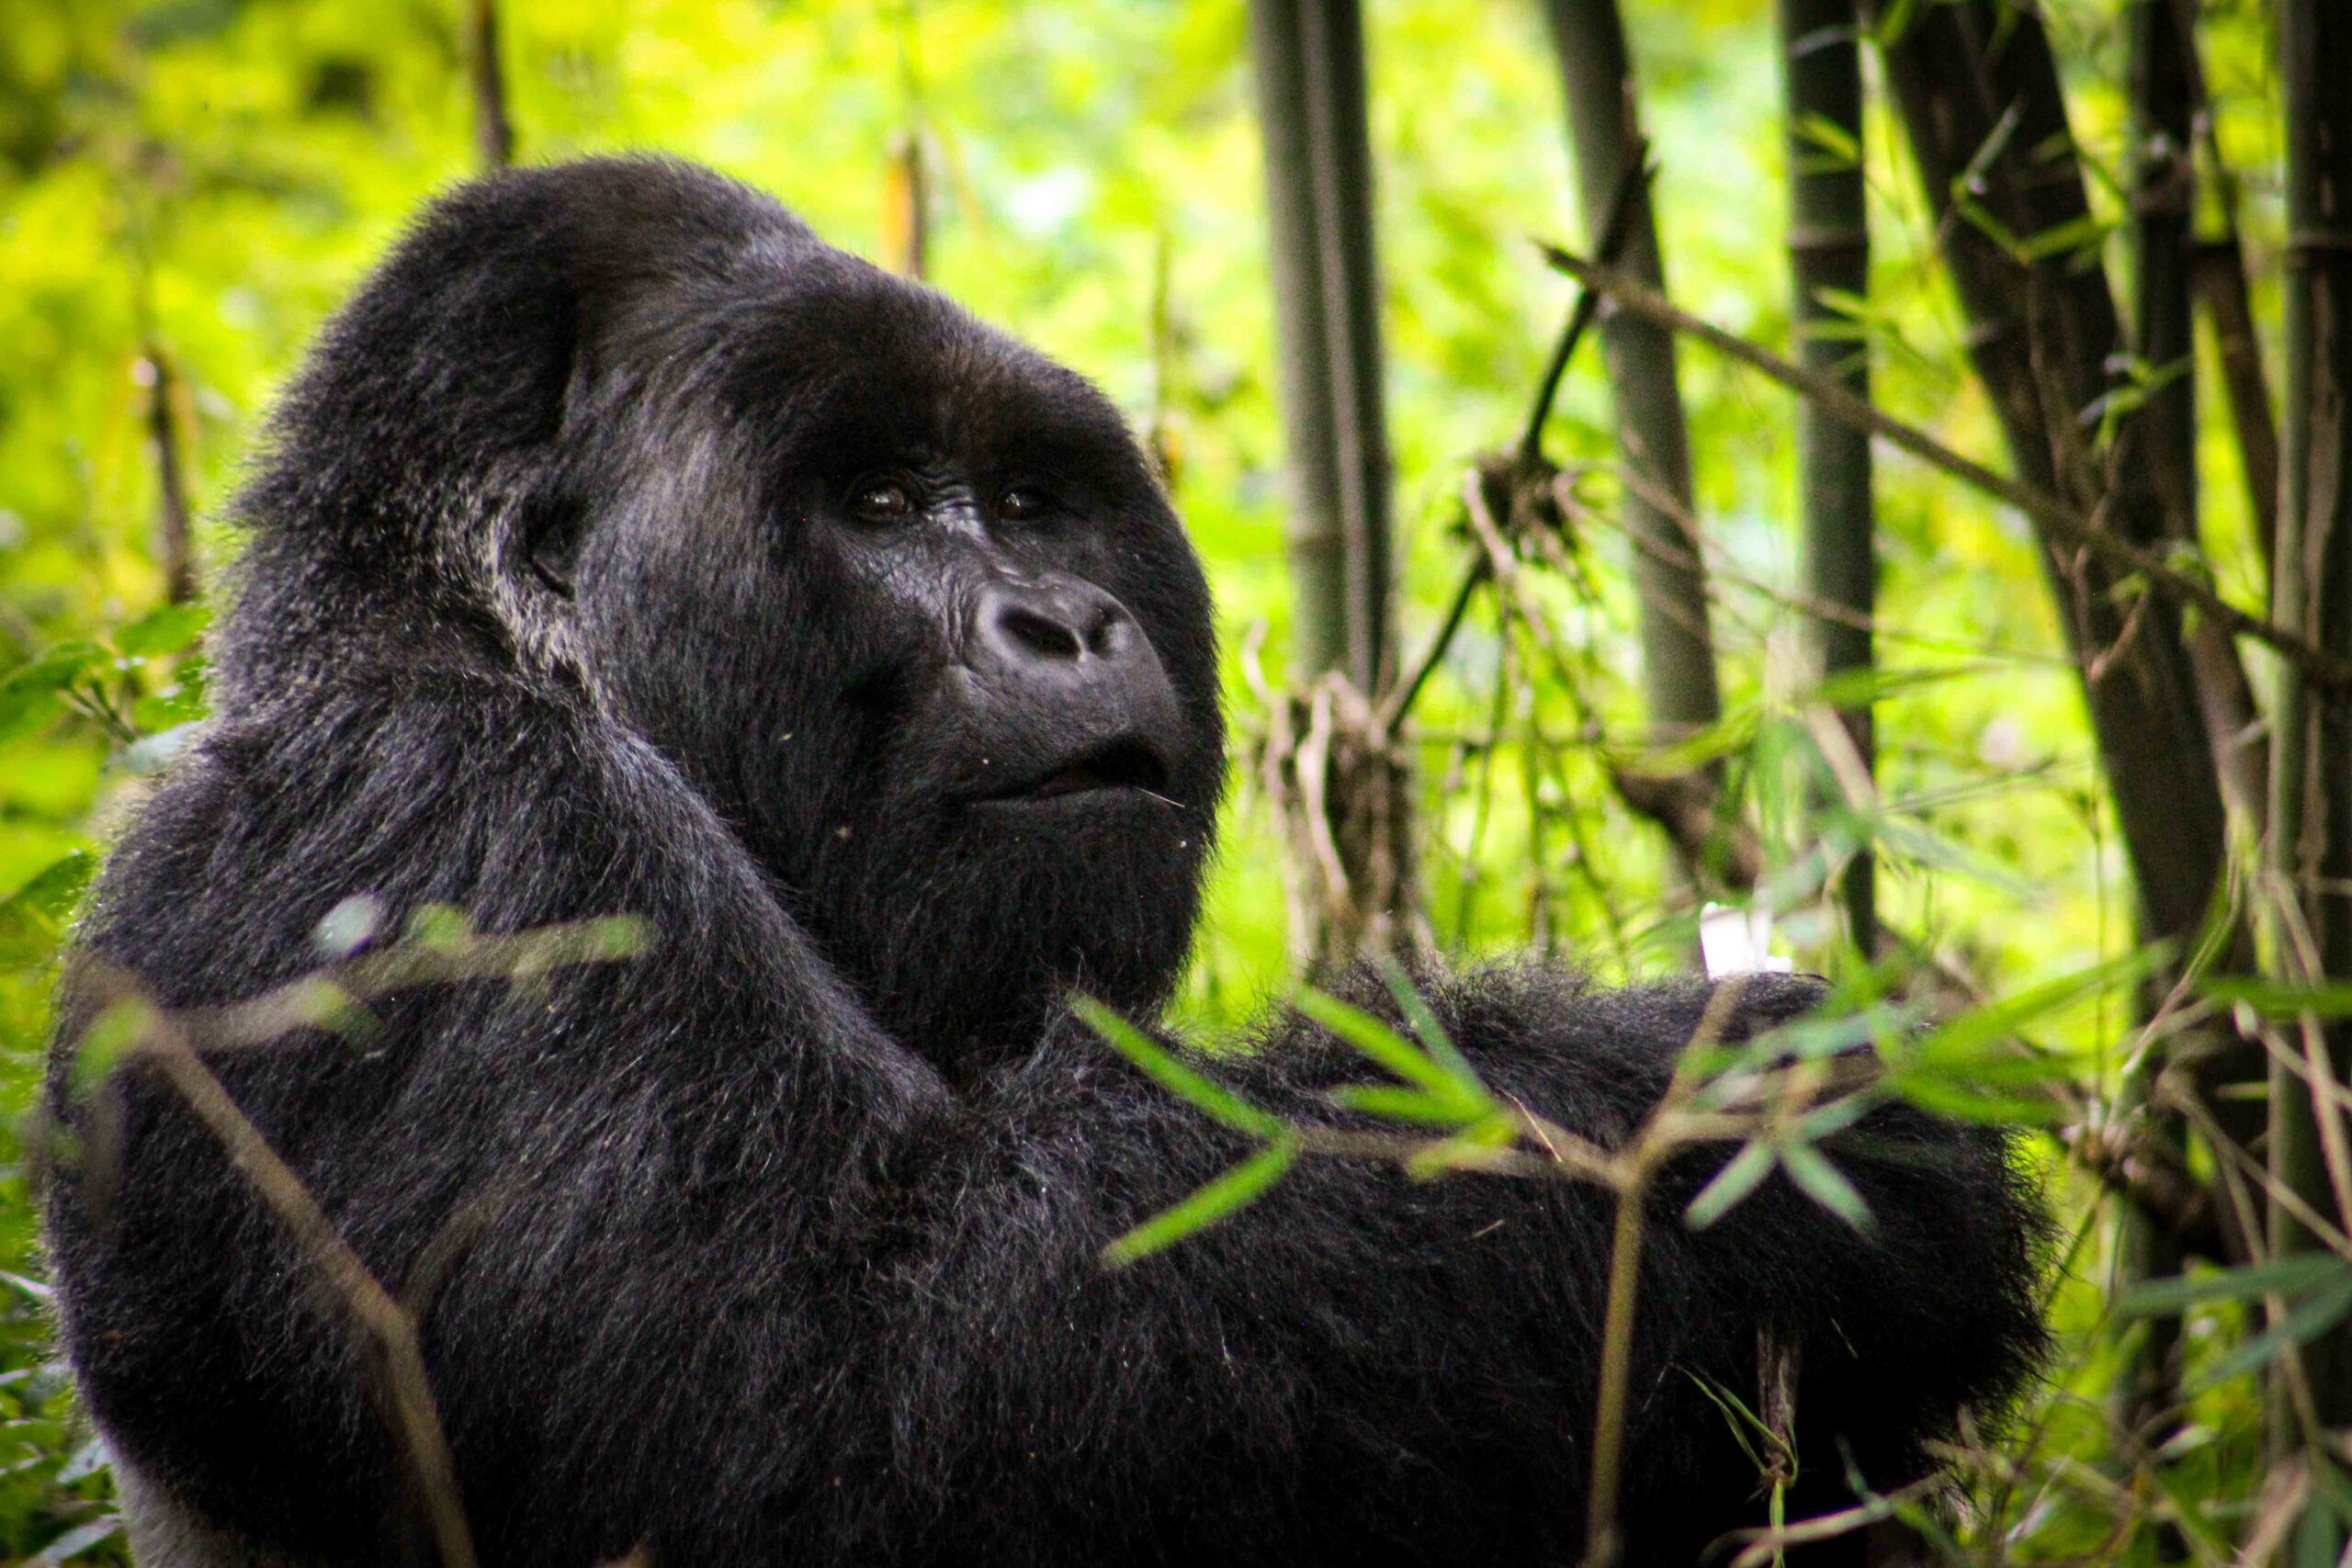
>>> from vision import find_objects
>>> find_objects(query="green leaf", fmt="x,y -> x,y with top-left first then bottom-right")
112,600 -> 211,658
1792,110 -> 1860,167
1102,1135 -> 1297,1266
1903,951 -> 2159,1077
2193,1270 -> 2352,1391
1780,1142 -> 1871,1231
69,997 -> 158,1094
2014,211 -> 2108,264
1376,957 -> 1482,1088
1293,988 -> 1487,1118
2118,1253 -> 2352,1317
1879,1074 -> 2062,1126
1074,995 -> 1284,1139
32,1517 -> 124,1564
405,904 -> 476,950
0,850 -> 95,925
2203,976 -> 2352,1020
1405,1111 -> 1519,1179
1686,1141 -> 1776,1229
0,639 -> 105,743
1330,1084 -> 1482,1127
1871,818 -> 2040,900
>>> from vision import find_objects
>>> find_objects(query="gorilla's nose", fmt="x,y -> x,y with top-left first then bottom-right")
967,577 -> 1151,692
956,575 -> 1182,805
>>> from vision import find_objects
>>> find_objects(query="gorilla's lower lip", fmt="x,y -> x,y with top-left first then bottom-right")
969,736 -> 1171,805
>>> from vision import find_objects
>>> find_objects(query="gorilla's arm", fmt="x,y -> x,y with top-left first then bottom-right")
858,967 -> 2042,1566
49,682 -> 2040,1568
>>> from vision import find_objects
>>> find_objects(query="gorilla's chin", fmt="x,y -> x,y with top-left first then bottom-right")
802,786 -> 1209,1075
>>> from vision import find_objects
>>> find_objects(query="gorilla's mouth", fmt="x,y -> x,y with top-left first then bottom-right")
978,735 -> 1171,805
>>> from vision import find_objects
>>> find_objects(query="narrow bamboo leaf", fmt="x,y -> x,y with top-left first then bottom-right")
2191,1272 -> 2352,1391
1680,1369 -> 1774,1472
2310,1454 -> 2352,1530
1403,1112 -> 1518,1180
1906,950 -> 2160,1071
1329,1084 -> 1481,1128
1871,818 -> 2040,899
0,851 -> 95,927
1794,1091 -> 1874,1141
2117,1253 -> 2352,1317
1102,1136 -> 1297,1267
1686,1142 -> 1777,1229
30,1517 -> 123,1564
2202,976 -> 2352,1020
1880,1073 -> 2062,1126
1294,988 -> 1487,1116
1073,996 -> 1284,1139
2015,211 -> 2108,263
0,640 -> 105,743
1792,110 -> 1860,166
1687,1004 -> 1907,1081
1811,661 -> 1999,710
1376,958 -> 1483,1088
1780,1142 -> 1871,1231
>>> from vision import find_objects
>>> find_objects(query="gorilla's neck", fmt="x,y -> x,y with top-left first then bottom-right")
788,818 -> 1205,1082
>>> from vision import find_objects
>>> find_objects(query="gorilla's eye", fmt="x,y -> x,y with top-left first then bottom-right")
852,479 -> 916,522
996,486 -> 1047,523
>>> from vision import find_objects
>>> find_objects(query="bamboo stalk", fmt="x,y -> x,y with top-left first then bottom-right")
1859,0 -> 2229,955
1245,0 -> 1395,694
1777,0 -> 1874,953
1538,0 -> 1721,747
2267,0 -> 2352,1445
2117,0 -> 2199,1529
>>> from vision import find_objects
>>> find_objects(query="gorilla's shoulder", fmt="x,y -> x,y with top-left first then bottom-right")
1305,956 -> 1830,1069
75,666 -> 735,996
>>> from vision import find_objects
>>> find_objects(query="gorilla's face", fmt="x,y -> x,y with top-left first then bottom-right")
564,249 -> 1223,1071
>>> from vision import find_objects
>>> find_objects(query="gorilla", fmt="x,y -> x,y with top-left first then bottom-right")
42,158 -> 2041,1567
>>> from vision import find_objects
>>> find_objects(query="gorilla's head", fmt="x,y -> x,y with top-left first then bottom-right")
225,158 -> 1225,1072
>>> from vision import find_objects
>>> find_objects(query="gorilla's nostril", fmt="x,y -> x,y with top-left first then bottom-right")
1086,605 -> 1133,659
998,604 -> 1085,661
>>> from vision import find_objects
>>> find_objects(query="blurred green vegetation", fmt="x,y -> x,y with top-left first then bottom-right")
0,0 -> 2300,1558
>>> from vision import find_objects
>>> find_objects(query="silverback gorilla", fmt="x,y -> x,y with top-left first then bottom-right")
43,159 -> 2042,1567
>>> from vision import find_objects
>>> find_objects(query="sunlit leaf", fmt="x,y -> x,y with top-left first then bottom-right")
1779,1143 -> 1871,1232
1102,1135 -> 1297,1266
1294,988 -> 1488,1119
1686,1141 -> 1776,1229
1074,995 -> 1283,1139
2118,1253 -> 2352,1317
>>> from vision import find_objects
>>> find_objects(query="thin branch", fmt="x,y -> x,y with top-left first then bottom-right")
467,0 -> 514,171
77,971 -> 479,1568
1537,245 -> 2352,689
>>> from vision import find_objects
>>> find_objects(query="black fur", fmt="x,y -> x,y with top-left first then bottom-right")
42,158 -> 2043,1566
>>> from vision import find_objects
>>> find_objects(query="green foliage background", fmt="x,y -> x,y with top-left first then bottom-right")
0,0 -> 2294,1557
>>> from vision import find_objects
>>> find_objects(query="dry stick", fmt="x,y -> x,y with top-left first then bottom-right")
1578,976 -> 1751,1568
1725,1476 -> 1942,1568
467,0 -> 514,171
61,924 -> 638,1564
175,920 -> 644,1053
89,976 -> 479,1568
1537,246 -> 2352,691
139,343 -> 197,604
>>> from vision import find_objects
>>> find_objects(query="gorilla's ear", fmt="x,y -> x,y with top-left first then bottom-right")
521,488 -> 589,599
